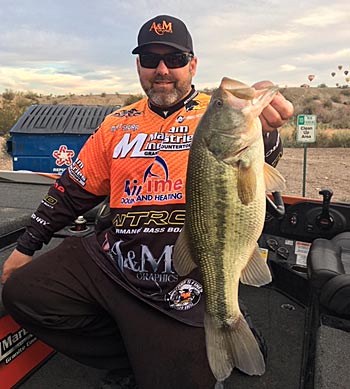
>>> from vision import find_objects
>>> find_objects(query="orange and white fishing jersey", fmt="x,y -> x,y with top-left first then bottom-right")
70,92 -> 210,208
16,88 -> 282,325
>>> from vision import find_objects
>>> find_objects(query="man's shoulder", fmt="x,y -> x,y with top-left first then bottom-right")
183,92 -> 210,114
107,97 -> 147,119
195,92 -> 211,103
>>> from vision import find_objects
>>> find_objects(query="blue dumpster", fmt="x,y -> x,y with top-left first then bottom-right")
6,104 -> 120,173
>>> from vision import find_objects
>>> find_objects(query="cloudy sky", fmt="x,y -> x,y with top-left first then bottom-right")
1,0 -> 349,95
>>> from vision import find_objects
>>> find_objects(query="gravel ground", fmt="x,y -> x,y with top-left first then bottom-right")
277,147 -> 350,202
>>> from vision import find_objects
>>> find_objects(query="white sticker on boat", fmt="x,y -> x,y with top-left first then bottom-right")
295,241 -> 311,266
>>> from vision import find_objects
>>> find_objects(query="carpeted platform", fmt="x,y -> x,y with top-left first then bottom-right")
314,325 -> 350,389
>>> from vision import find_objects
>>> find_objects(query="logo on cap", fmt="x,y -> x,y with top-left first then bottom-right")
149,20 -> 173,36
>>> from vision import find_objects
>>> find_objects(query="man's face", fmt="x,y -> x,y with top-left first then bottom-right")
136,44 -> 197,108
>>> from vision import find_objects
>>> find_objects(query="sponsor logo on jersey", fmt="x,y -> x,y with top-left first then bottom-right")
121,156 -> 184,205
166,279 -> 203,310
52,145 -> 75,167
112,126 -> 192,159
112,108 -> 143,117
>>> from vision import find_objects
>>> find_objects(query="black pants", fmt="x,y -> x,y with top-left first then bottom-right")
2,237 -> 216,389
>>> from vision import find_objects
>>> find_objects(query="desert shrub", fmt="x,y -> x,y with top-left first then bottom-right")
0,89 -> 41,135
329,132 -> 350,147
0,108 -> 19,135
124,94 -> 143,106
304,96 -> 316,104
341,89 -> 350,96
331,106 -> 350,128
330,95 -> 341,103
314,132 -> 331,147
323,99 -> 333,109
24,91 -> 40,103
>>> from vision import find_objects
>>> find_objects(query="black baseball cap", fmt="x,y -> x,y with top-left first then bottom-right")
132,15 -> 194,55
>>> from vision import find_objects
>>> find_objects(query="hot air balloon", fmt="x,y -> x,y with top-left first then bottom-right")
331,72 -> 336,77
344,70 -> 349,76
346,77 -> 350,83
338,65 -> 343,70
308,74 -> 315,82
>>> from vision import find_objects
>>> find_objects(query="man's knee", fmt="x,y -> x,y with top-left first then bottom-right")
2,268 -> 36,322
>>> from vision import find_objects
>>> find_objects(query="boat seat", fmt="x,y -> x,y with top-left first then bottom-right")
307,232 -> 350,317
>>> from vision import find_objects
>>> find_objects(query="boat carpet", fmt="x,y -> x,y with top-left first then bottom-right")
13,285 -> 306,389
314,323 -> 350,389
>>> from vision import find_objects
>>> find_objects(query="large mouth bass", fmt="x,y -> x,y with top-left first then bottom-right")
173,77 -> 286,386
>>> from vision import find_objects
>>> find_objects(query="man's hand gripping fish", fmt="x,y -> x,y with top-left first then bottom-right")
173,77 -> 286,387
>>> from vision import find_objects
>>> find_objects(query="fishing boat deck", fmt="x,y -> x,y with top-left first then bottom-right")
1,180 -> 350,388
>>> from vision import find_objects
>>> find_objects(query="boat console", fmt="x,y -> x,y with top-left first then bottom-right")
260,191 -> 350,389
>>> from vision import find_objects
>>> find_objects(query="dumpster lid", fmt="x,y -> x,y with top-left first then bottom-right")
10,105 -> 120,135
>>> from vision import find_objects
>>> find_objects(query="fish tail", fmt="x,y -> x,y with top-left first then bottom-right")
204,312 -> 265,382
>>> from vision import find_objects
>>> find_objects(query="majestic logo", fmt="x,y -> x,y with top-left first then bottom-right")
167,279 -> 203,311
113,127 -> 192,159
52,145 -> 75,166
149,20 -> 173,35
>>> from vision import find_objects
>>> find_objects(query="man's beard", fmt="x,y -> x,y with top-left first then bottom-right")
140,72 -> 192,107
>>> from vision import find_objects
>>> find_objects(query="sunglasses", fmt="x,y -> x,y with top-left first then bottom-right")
139,52 -> 193,69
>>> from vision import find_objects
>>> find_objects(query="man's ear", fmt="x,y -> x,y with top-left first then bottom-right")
190,56 -> 198,77
136,57 -> 141,76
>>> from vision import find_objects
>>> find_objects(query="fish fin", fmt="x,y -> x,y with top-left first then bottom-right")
204,312 -> 265,381
220,78 -> 256,100
238,162 -> 256,205
264,163 -> 286,192
173,225 -> 198,276
247,85 -> 279,117
240,245 -> 272,286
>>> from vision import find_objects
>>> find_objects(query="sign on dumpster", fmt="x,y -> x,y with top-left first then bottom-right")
296,114 -> 317,143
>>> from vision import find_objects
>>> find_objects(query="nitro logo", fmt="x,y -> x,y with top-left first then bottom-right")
149,20 -> 172,35
112,209 -> 185,228
0,328 -> 36,365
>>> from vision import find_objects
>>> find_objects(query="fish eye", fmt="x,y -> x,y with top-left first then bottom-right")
215,99 -> 223,108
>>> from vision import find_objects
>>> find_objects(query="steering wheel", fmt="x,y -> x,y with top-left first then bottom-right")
266,192 -> 285,219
